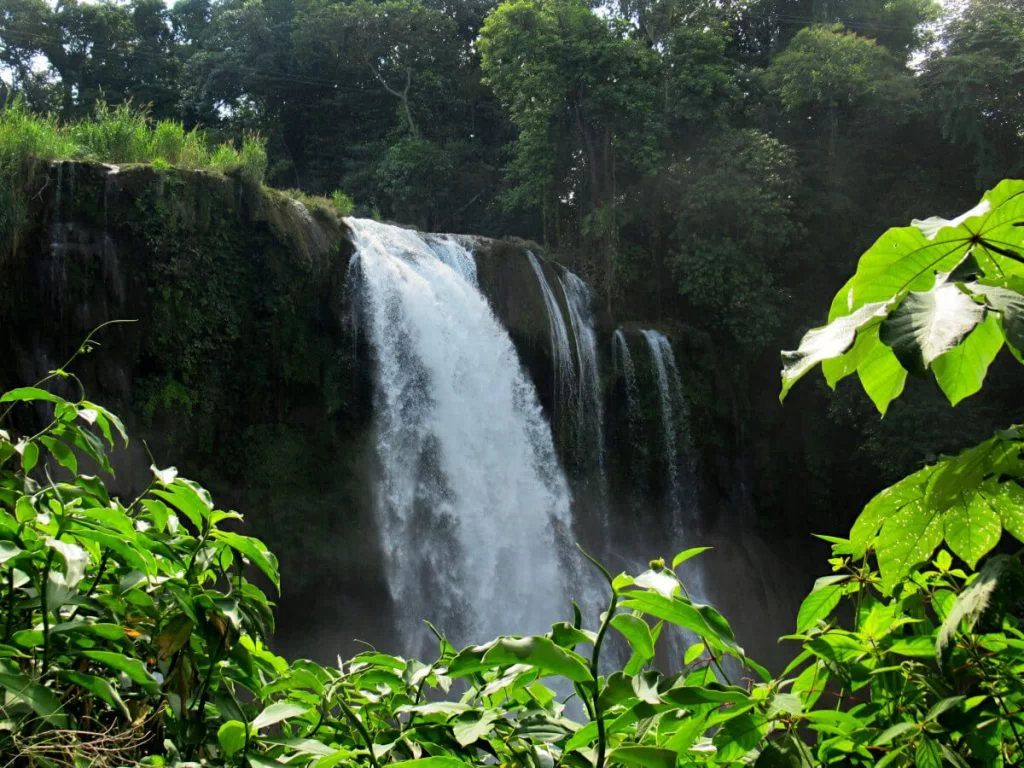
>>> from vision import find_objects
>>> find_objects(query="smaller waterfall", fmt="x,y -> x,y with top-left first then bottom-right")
101,168 -> 124,308
641,329 -> 687,524
560,272 -> 605,485
613,329 -> 639,431
526,252 -> 573,426
49,163 -> 69,317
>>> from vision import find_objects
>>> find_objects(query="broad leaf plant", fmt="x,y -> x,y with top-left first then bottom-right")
3,184 -> 1024,766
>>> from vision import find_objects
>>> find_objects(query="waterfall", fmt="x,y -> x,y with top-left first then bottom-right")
49,162 -> 69,318
347,219 -> 574,656
560,272 -> 605,485
613,328 -> 639,436
641,329 -> 688,524
526,251 -> 573,429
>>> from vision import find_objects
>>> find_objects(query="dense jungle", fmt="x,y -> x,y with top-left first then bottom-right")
1,0 -> 1024,765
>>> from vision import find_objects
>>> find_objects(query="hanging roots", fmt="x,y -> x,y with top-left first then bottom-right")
6,720 -> 153,768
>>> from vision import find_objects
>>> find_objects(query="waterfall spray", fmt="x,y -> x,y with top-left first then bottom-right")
348,219 -> 575,656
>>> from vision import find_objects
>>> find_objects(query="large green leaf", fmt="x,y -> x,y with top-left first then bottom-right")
0,669 -> 69,726
969,280 -> 1024,351
780,301 -> 889,399
945,490 -> 1002,567
55,670 -> 129,718
448,636 -> 593,682
851,432 -> 1024,585
781,180 -> 1024,407
212,530 -> 280,592
617,591 -> 741,654
850,468 -> 932,558
0,387 -> 65,405
878,285 -> 985,375
931,312 -> 1004,404
875,498 -> 944,592
990,480 -> 1024,541
854,329 -> 907,415
252,701 -> 309,730
610,613 -> 655,662
607,746 -> 678,768
795,575 -> 848,632
81,650 -> 160,693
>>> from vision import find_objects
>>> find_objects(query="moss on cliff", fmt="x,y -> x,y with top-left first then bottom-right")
0,159 -> 388,659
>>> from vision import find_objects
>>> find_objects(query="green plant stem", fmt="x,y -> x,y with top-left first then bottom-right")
0,320 -> 135,425
39,549 -> 55,672
591,592 -> 618,768
39,470 -> 69,675
189,628 -> 228,759
996,694 -> 1024,759
336,699 -> 381,768
3,568 -> 14,642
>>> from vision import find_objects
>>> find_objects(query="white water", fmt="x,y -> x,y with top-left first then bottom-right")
613,328 -> 639,433
560,272 -> 605,483
347,219 -> 574,655
526,251 -> 573,430
641,329 -> 685,524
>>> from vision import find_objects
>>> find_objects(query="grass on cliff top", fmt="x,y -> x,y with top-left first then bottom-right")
0,99 -> 267,183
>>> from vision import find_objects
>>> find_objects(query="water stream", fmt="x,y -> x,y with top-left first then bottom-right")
641,329 -> 687,525
347,219 -> 575,656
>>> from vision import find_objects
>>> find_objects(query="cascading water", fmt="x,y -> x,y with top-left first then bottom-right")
560,272 -> 605,486
641,329 -> 690,525
638,329 -> 709,622
613,329 -> 640,441
526,252 -> 573,430
49,162 -> 70,318
347,219 -> 575,657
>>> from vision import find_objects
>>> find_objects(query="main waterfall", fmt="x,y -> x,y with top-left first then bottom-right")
347,219 -> 574,656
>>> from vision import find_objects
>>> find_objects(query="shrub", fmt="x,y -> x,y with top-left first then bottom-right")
149,120 -> 188,164
238,132 -> 268,184
70,101 -> 151,163
331,189 -> 354,216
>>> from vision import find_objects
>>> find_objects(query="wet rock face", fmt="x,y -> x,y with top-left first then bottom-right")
1,160 -> 393,661
0,160 -> 810,671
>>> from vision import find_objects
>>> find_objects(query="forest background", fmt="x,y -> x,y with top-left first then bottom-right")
1,0 -> 1022,537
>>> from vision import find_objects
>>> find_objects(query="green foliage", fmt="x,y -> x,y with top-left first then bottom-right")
332,189 -> 355,216
0,98 -> 268,252
375,139 -> 454,229
923,0 -> 1024,186
781,179 -> 1024,412
669,129 -> 800,352
0,98 -> 267,180
763,25 -> 916,119
0,99 -> 75,254
0,326 -> 279,763
776,184 -> 1024,765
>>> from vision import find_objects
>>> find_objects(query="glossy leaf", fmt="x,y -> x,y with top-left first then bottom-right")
931,312 -> 1004,404
796,575 -> 848,632
878,285 -> 984,375
610,613 -> 655,661
607,746 -> 678,768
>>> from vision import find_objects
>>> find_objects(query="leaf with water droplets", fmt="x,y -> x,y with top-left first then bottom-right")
876,500 -> 944,592
944,487 -> 1001,568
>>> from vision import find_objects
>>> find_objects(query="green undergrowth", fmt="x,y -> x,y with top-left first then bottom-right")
0,99 -> 267,255
0,99 -> 360,258
0,99 -> 267,179
3,324 -> 1024,768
